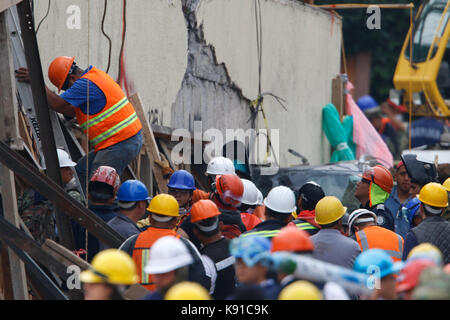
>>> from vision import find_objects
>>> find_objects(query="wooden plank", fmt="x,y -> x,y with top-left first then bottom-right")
0,0 -> 21,13
129,93 -> 167,193
42,239 -> 90,270
332,76 -> 345,122
0,10 -> 28,300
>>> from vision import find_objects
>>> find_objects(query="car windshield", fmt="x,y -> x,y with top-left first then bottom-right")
252,161 -> 367,214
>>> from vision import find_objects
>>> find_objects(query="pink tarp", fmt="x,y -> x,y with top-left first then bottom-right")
346,82 -> 394,168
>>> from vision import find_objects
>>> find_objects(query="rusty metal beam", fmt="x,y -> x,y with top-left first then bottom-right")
16,0 -> 75,250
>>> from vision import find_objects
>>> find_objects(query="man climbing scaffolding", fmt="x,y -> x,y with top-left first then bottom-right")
16,56 -> 143,191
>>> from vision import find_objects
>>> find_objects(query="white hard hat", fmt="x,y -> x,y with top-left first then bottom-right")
263,186 -> 296,214
57,149 -> 77,168
241,179 -> 259,206
206,156 -> 235,176
256,189 -> 263,206
347,209 -> 377,235
144,236 -> 194,275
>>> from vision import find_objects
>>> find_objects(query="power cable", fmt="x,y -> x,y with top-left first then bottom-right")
101,0 -> 113,74
35,0 -> 51,35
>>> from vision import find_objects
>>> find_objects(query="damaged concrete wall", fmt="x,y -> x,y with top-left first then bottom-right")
33,0 -> 341,167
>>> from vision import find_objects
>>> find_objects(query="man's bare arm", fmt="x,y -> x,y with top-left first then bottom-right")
45,87 -> 76,117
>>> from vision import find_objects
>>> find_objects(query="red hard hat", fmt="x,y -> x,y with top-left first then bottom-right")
214,174 -> 244,208
191,200 -> 221,223
361,165 -> 394,193
271,226 -> 314,253
48,56 -> 75,92
396,259 -> 436,293
90,166 -> 120,195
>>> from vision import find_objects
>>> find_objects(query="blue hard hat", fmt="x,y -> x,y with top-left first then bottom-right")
356,95 -> 378,111
353,249 -> 404,279
167,170 -> 196,190
230,236 -> 272,267
116,180 -> 151,202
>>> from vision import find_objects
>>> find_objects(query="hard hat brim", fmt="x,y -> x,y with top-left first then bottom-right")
80,270 -> 103,284
380,261 -> 405,279
144,254 -> 193,275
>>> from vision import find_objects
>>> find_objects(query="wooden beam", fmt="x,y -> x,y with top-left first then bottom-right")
332,75 -> 345,121
42,239 -> 90,271
0,0 -> 21,13
0,10 -> 28,300
129,93 -> 167,193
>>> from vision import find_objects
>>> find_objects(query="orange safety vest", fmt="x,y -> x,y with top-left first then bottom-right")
131,227 -> 180,291
75,67 -> 142,151
355,225 -> 404,262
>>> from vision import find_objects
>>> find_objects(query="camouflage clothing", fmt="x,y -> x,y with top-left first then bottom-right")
18,181 -> 84,245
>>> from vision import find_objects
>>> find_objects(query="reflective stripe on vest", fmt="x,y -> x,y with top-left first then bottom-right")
241,223 -> 316,238
357,229 -> 403,260
132,228 -> 179,290
89,112 -> 138,146
80,97 -> 129,131
216,256 -> 235,271
76,67 -> 142,151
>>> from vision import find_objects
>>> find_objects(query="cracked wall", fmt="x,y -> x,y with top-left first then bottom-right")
34,0 -> 341,167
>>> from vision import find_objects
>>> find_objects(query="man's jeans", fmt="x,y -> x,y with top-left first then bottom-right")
76,130 -> 143,193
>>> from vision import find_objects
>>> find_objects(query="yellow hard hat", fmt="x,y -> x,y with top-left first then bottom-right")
314,196 -> 347,225
278,280 -> 323,300
80,249 -> 139,285
164,281 -> 211,300
443,178 -> 450,192
417,182 -> 448,208
407,243 -> 443,266
147,194 -> 179,217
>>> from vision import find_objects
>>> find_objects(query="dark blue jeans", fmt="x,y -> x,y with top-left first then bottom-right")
76,130 -> 143,193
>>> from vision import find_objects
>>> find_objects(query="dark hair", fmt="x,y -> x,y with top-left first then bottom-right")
266,208 -> 291,223
319,219 -> 341,229
193,216 -> 220,237
89,181 -> 114,203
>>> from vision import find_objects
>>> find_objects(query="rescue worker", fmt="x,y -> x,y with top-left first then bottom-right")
119,194 -> 211,291
293,181 -> 324,235
253,189 -> 267,221
354,165 -> 395,231
141,236 -> 195,300
402,183 -> 450,264
238,179 -> 263,230
278,281 -> 323,300
396,259 -> 437,300
192,156 -> 236,203
107,180 -> 150,239
407,243 -> 444,266
384,161 -> 412,238
241,186 -> 308,240
18,149 -> 81,244
73,166 -> 120,261
164,281 -> 211,300
167,170 -> 196,226
270,226 -> 315,289
411,266 -> 450,300
178,174 -> 247,247
348,209 -> 404,262
229,236 -> 281,300
80,249 -> 138,300
443,177 -> 450,221
190,200 -> 236,300
353,249 -> 405,300
17,56 -> 143,192
311,196 -> 361,269
401,153 -> 437,197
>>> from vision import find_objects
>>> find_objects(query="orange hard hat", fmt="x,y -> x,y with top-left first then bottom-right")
271,226 -> 314,253
191,199 -> 221,223
361,165 -> 393,193
396,259 -> 436,293
214,174 -> 244,208
48,56 -> 75,92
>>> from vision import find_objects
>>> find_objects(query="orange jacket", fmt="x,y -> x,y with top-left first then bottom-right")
76,67 -> 142,151
192,189 -> 210,203
132,227 -> 180,291
355,225 -> 404,262
240,212 -> 262,231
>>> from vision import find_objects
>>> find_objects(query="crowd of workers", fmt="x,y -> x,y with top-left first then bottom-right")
12,57 -> 450,300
